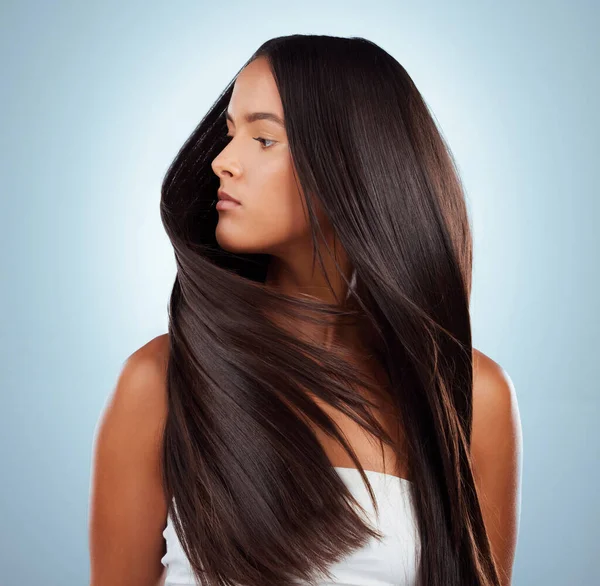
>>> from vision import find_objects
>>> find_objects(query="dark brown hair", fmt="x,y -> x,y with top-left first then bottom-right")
159,34 -> 500,586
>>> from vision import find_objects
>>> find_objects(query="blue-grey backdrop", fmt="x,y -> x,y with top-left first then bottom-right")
1,1 -> 597,584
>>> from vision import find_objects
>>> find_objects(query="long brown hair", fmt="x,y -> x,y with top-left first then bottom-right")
159,34 -> 500,586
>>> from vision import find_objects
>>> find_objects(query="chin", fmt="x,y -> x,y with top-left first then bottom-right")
215,225 -> 257,254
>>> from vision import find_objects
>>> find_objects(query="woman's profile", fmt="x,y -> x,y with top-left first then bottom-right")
89,34 -> 522,586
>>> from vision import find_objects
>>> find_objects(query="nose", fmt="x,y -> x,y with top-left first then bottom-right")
211,146 -> 241,179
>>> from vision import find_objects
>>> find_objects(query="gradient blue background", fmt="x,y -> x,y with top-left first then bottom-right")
1,1 -> 597,584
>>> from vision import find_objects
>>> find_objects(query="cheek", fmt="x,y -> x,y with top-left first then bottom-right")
215,167 -> 312,255
254,188 -> 310,240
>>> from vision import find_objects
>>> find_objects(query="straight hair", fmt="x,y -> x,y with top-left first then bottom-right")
159,34 -> 501,586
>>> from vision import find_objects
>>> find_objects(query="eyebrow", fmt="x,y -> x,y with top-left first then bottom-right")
226,110 -> 285,127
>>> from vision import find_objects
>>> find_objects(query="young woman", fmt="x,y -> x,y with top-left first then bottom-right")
89,34 -> 522,586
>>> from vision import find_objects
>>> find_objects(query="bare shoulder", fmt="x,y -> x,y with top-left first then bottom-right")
125,333 -> 169,398
470,347 -> 522,586
105,333 -> 170,433
89,333 -> 171,586
472,347 -> 513,394
132,332 -> 170,374
470,347 -> 521,466
471,348 -> 520,438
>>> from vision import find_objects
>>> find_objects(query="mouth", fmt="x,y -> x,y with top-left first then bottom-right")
216,198 -> 241,211
217,189 -> 241,204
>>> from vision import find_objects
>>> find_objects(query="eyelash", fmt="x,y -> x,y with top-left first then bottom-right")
225,134 -> 275,149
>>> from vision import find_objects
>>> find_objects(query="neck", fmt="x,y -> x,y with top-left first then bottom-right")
264,250 -> 364,352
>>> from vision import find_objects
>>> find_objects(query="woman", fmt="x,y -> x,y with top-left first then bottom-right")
89,34 -> 522,586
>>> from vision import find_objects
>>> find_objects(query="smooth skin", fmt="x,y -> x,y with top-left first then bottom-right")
89,57 -> 523,586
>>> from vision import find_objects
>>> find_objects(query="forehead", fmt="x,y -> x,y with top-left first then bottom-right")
228,57 -> 284,120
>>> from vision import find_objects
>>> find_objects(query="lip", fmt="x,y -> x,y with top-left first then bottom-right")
217,189 -> 241,204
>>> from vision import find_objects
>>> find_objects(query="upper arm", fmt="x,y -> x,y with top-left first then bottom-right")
89,334 -> 170,586
470,349 -> 523,586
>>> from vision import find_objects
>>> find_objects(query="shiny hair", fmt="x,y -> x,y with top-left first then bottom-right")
159,33 -> 501,586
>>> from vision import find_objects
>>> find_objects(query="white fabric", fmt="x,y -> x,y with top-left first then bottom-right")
161,467 -> 421,585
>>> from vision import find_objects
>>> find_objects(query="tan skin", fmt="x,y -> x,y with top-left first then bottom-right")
89,57 -> 522,586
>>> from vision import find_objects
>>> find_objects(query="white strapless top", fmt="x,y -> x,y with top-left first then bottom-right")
160,467 -> 421,585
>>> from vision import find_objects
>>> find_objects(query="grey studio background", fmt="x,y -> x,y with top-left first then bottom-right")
1,1 -> 598,585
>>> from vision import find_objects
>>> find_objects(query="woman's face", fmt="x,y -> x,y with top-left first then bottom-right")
211,57 -> 320,255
